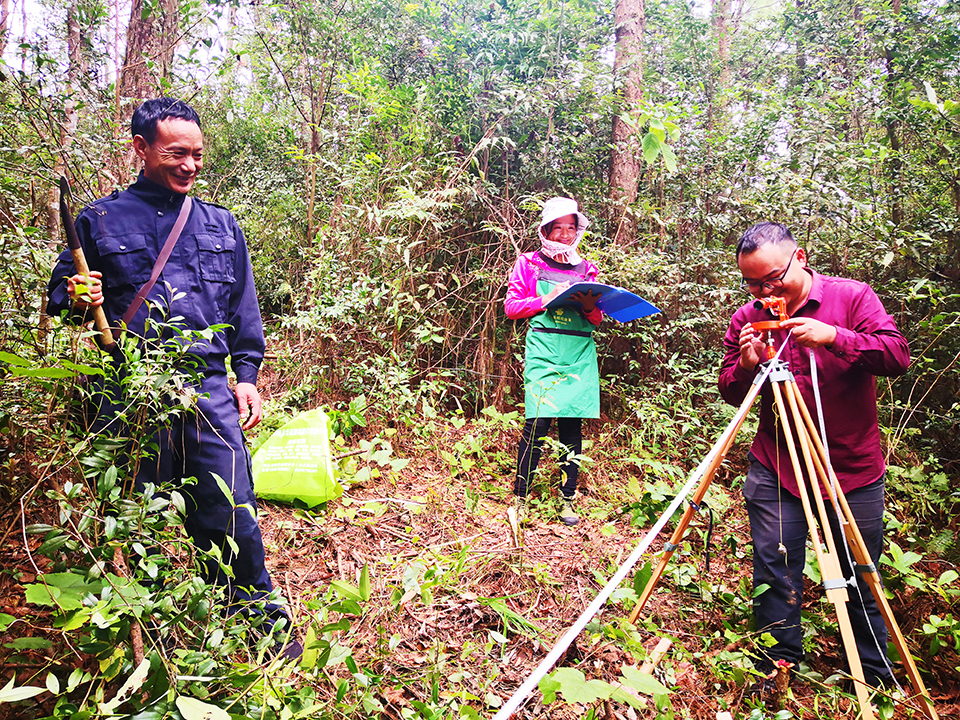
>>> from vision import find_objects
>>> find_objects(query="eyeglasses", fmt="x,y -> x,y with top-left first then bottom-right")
740,249 -> 797,292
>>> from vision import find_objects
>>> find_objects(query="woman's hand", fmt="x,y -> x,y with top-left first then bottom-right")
570,290 -> 600,313
540,281 -> 572,309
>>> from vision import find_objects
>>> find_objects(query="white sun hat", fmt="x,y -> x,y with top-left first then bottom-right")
538,196 -> 591,244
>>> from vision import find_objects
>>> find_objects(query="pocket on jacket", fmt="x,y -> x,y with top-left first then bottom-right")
96,234 -> 152,287
196,233 -> 236,283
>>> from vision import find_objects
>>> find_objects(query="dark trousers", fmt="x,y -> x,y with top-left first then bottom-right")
514,416 -> 582,498
743,457 -> 891,685
136,376 -> 277,607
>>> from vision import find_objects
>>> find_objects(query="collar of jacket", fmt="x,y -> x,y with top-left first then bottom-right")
128,172 -> 189,209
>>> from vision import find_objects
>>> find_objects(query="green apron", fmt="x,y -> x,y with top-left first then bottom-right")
523,277 -> 600,419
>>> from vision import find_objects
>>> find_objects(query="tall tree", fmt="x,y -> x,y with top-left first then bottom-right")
609,0 -> 645,244
884,1 -> 904,228
0,0 -> 11,54
118,0 -> 179,102
712,0 -> 733,90
115,0 -> 179,183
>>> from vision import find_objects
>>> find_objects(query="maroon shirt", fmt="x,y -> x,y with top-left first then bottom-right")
719,269 -> 910,498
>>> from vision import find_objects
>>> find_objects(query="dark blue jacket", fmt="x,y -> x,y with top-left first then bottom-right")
48,174 -> 264,384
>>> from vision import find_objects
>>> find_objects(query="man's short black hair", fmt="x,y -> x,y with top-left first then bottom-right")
736,222 -> 798,258
131,98 -> 202,145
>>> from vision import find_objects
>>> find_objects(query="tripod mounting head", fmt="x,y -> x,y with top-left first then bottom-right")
750,296 -> 789,332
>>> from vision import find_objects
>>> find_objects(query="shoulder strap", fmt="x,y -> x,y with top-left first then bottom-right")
117,196 -> 193,336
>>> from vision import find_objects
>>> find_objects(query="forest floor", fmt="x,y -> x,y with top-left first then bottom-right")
3,404 -> 959,719
244,408 -> 960,720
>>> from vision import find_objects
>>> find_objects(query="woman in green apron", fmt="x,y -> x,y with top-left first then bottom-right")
504,197 -> 603,525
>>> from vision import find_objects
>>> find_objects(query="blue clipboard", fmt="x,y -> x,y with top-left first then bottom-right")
545,282 -> 660,323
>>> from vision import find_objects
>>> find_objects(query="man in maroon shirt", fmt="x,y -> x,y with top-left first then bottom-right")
719,222 -> 910,690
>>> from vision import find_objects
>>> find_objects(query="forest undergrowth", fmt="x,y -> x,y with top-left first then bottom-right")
1,318 -> 958,720
4,0 -> 960,710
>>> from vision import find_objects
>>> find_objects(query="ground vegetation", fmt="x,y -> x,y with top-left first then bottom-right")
0,0 -> 959,717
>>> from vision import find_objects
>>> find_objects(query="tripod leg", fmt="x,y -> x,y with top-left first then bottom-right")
772,382 -> 877,719
627,378 -> 765,625
790,387 -> 940,720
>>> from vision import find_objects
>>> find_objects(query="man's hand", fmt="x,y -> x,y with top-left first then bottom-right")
540,280 -> 572,309
738,323 -> 767,372
235,382 -> 262,430
779,318 -> 837,349
67,271 -> 104,309
570,289 -> 601,313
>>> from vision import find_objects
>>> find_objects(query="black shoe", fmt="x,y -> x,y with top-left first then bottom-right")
748,660 -> 793,701
747,675 -> 779,698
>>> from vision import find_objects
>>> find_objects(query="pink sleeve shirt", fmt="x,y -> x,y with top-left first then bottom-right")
719,270 -> 910,497
504,251 -> 603,326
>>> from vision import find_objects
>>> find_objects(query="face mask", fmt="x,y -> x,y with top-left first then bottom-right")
541,236 -> 582,265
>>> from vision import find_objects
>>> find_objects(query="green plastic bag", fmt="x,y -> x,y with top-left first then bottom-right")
252,408 -> 341,507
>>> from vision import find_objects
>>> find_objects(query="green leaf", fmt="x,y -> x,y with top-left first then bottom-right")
538,673 -> 561,704
359,564 -> 371,601
328,599 -> 362,615
316,618 -> 351,634
632,561 -> 653,599
25,573 -> 104,610
11,367 -> 77,379
175,696 -> 231,720
300,625 -> 319,670
4,637 -> 53,650
641,132 -> 661,165
546,668 -> 615,704
330,581 -> 363,601
45,673 -> 59,695
36,533 -> 72,555
620,664 -> 672,696
0,676 -> 46,703
211,473 -> 235,506
661,142 -> 678,173
55,609 -> 91,631
60,359 -> 103,375
0,352 -> 30,367
66,668 -> 88,693
0,614 -> 16,631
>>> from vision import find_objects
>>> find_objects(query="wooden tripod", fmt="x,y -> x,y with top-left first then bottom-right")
626,355 -> 938,720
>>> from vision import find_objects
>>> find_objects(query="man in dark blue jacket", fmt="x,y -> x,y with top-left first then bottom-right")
48,98 -> 299,659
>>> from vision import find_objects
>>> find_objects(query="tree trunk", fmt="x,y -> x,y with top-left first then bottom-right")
884,2 -> 903,229
705,0 -> 736,246
0,0 -> 11,54
608,0 -> 645,244
41,0 -> 84,345
712,0 -> 732,90
115,0 -> 179,184
118,0 -> 179,102
46,0 -> 82,254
